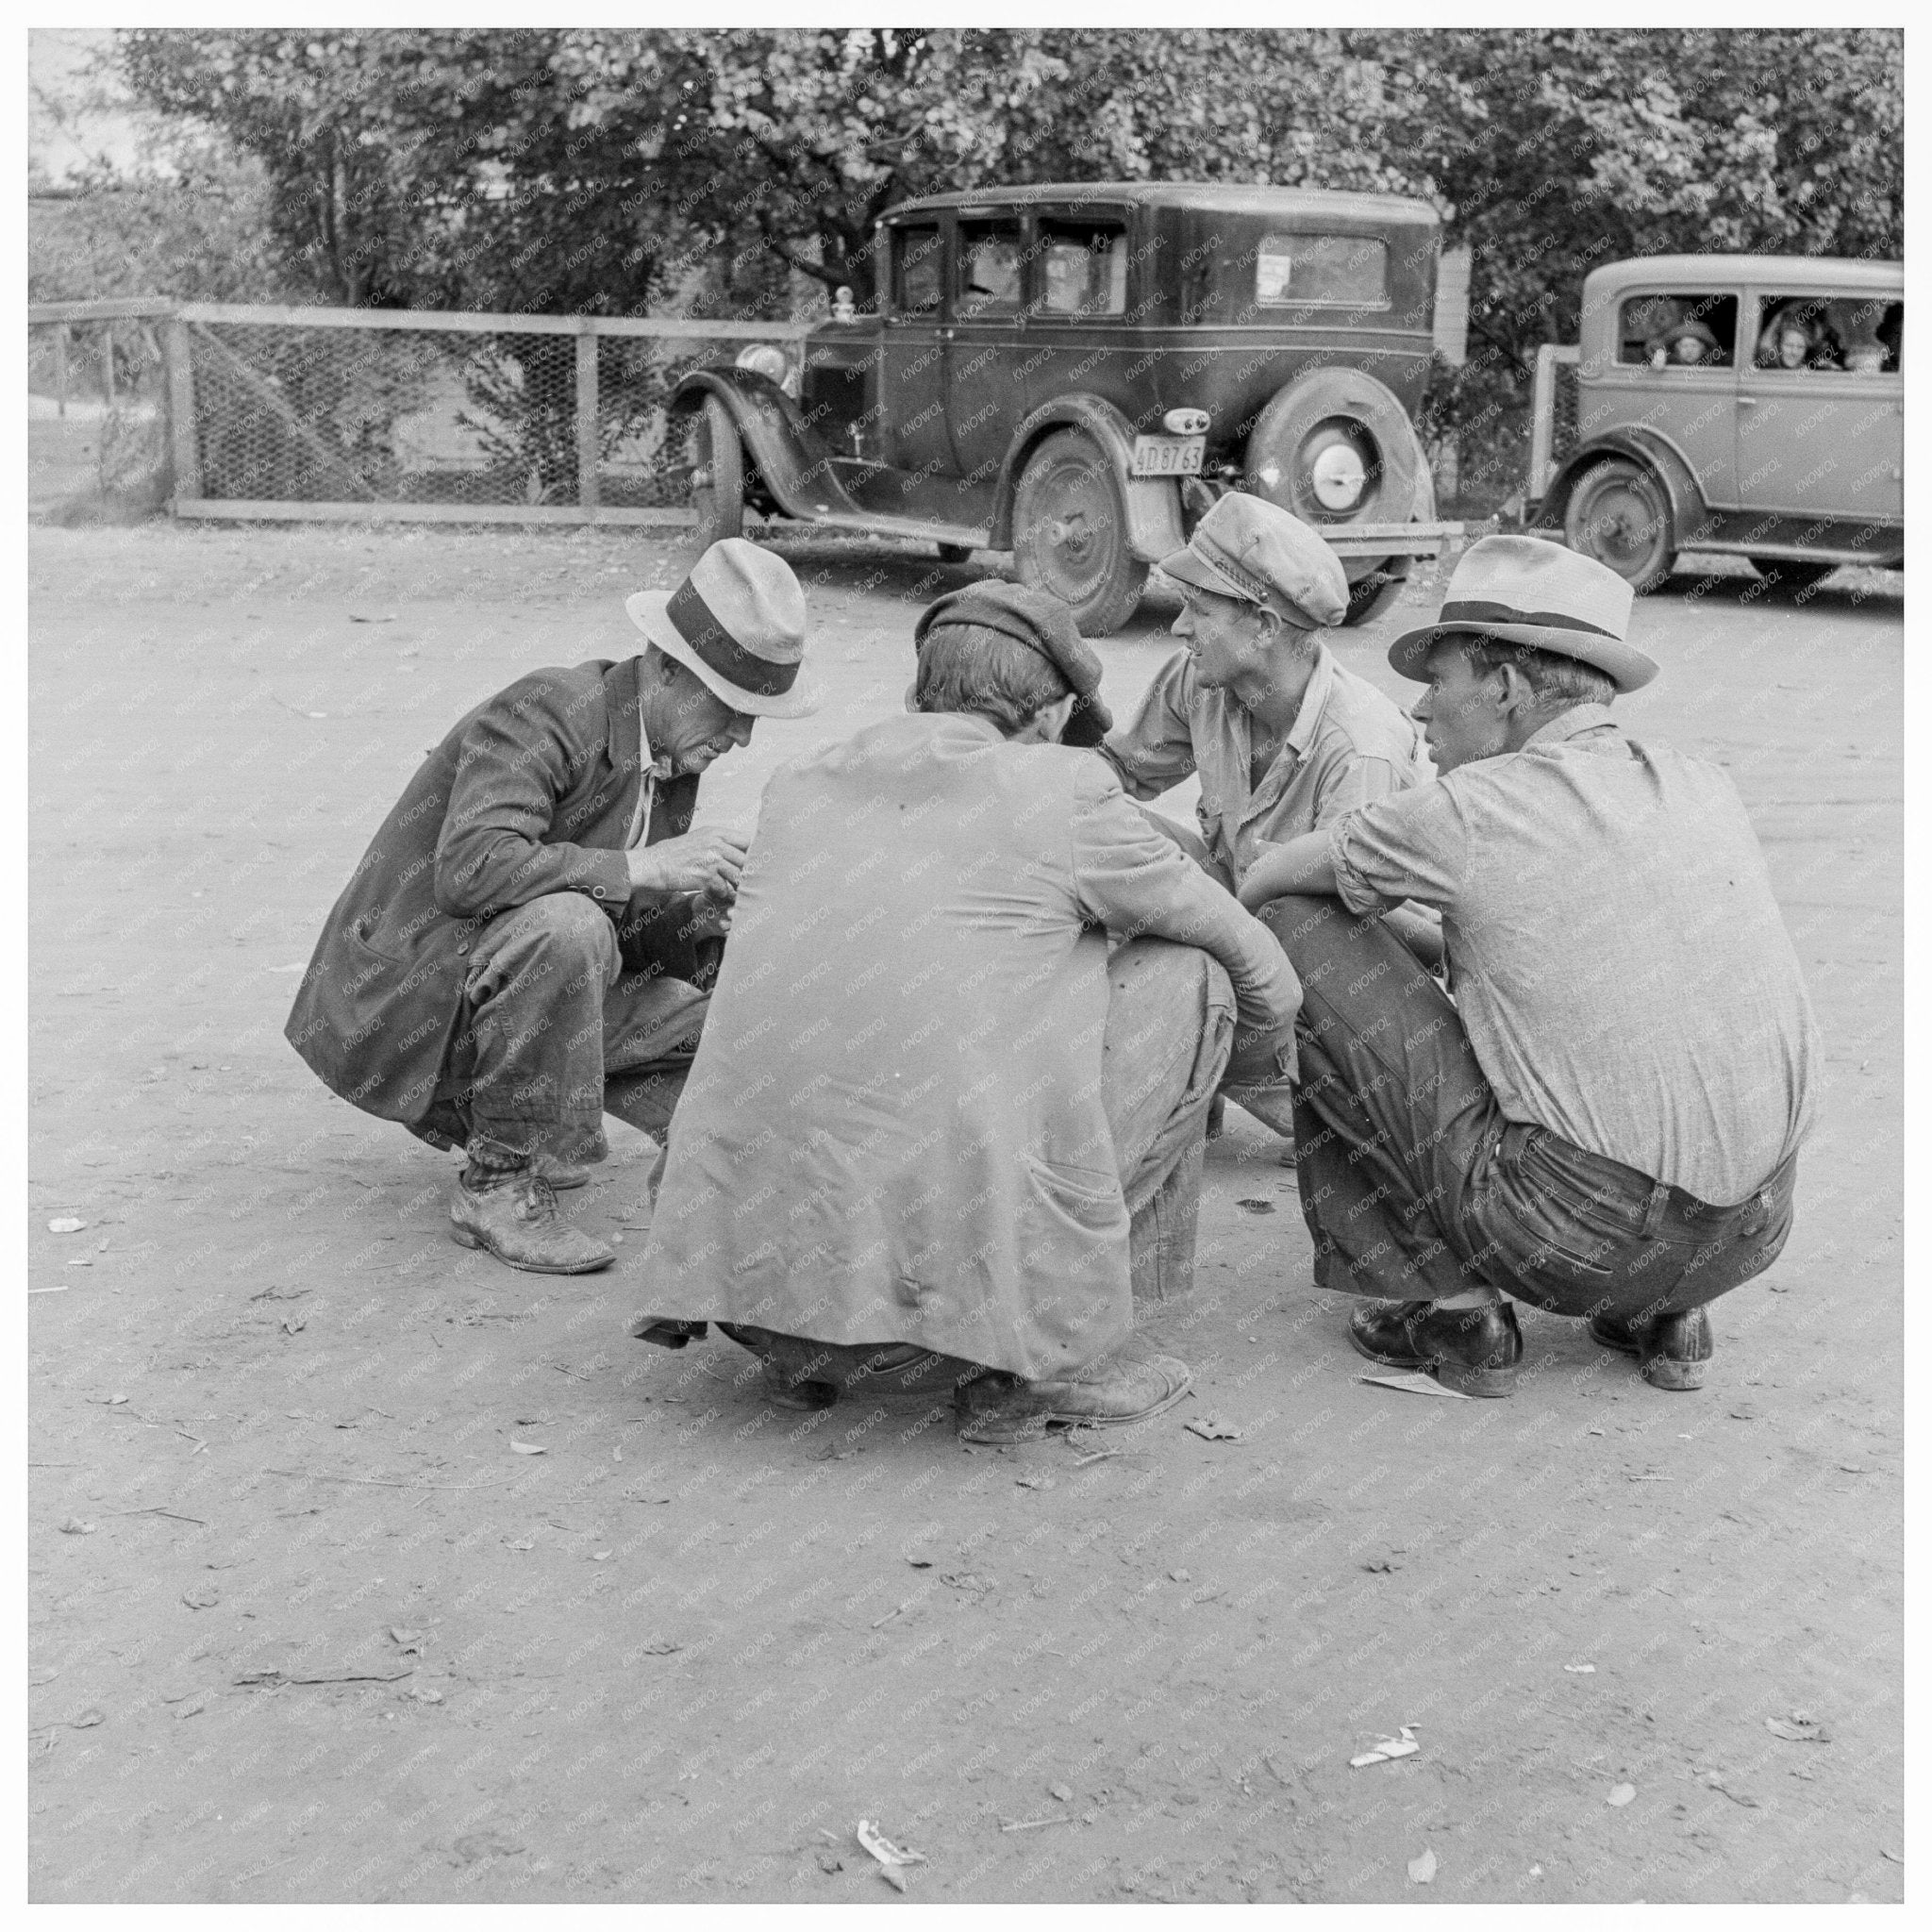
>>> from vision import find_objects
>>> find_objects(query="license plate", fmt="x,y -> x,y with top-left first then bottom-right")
1131,435 -> 1206,477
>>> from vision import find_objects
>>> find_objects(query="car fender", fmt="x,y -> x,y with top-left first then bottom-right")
670,368 -> 858,520
989,393 -> 1186,565
1540,425 -> 1713,544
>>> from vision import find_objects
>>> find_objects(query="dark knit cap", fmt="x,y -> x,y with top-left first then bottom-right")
912,582 -> 1113,746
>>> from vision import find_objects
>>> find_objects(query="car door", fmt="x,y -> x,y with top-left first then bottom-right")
1597,288 -> 1741,508
1021,201 -> 1134,422
1736,287 -> 1904,525
946,211 -> 1030,484
880,217 -> 957,475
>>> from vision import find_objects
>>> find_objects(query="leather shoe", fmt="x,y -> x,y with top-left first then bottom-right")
1590,1307 -> 1713,1391
956,1336 -> 1191,1444
1348,1296 -> 1522,1398
448,1169 -> 614,1274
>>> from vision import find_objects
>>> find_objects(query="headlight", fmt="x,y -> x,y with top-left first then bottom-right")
735,343 -> 792,390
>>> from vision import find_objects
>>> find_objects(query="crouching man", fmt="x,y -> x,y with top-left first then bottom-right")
1238,537 -> 1820,1395
631,584 -> 1301,1442
285,541 -> 819,1274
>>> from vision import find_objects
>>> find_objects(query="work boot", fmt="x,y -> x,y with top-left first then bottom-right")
533,1153 -> 590,1191
1348,1296 -> 1522,1398
448,1168 -> 614,1274
955,1335 -> 1192,1444
1590,1307 -> 1714,1391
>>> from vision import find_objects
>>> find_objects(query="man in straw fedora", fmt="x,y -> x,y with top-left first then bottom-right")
631,582 -> 1300,1442
1236,535 -> 1820,1396
286,539 -> 820,1275
1100,493 -> 1435,1154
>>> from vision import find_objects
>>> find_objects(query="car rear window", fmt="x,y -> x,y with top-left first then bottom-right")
1039,219 -> 1128,317
1756,294 -> 1902,374
895,225 -> 942,315
1617,294 -> 1739,368
1255,234 -> 1388,306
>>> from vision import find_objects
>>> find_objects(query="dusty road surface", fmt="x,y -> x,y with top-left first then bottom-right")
29,522 -> 1902,1904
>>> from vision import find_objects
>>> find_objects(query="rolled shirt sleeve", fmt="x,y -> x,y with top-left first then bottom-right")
1327,781 -> 1472,919
1097,650 -> 1200,803
1070,760 -> 1300,1039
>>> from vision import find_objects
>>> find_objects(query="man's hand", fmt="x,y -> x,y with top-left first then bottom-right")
688,889 -> 734,941
626,827 -> 749,898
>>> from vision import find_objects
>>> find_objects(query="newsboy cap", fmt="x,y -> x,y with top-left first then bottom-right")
1158,493 -> 1350,629
912,582 -> 1114,746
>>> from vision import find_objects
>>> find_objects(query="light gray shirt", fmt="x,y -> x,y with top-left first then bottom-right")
1102,641 -> 1427,889
1327,705 -> 1820,1207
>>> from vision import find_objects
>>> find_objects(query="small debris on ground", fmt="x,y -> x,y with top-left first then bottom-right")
1407,1847 -> 1438,1884
181,1583 -> 221,1610
1765,1713 -> 1829,1743
1564,1663 -> 1597,1674
1050,1782 -> 1073,1802
48,1218 -> 87,1234
1234,1198 -> 1275,1214
1351,1725 -> 1420,1768
1185,1417 -> 1241,1441
509,1441 -> 548,1455
58,1517 -> 97,1536
1607,1783 -> 1637,1807
1359,1371 -> 1470,1400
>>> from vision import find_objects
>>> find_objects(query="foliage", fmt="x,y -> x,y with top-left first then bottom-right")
110,27 -> 1903,506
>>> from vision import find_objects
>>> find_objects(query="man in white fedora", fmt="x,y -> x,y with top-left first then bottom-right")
286,539 -> 820,1275
1101,492 -> 1432,1149
1237,535 -> 1820,1395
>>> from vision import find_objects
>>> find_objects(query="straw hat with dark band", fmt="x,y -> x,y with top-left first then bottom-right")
625,539 -> 822,718
1387,535 -> 1659,694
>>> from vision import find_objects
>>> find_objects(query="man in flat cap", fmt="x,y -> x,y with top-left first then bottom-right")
286,539 -> 819,1276
631,582 -> 1300,1441
1237,536 -> 1820,1395
1100,492 -> 1430,1140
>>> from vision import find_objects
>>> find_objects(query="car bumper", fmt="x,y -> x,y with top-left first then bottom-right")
1321,520 -> 1460,558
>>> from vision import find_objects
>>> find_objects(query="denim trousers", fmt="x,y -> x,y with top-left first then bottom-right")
1271,895 -> 1797,1322
415,892 -> 710,1174
686,935 -> 1237,1391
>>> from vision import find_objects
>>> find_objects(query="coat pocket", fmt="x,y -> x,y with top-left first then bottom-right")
1021,1155 -> 1128,1239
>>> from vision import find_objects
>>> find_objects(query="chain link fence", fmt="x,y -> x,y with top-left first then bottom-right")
30,299 -> 808,525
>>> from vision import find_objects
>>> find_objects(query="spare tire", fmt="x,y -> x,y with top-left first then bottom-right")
1242,368 -> 1426,586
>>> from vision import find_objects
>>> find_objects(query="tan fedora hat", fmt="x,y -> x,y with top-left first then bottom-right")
1388,535 -> 1658,693
625,539 -> 822,719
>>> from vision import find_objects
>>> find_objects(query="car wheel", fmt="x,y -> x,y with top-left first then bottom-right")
1564,458 -> 1673,591
1339,558 -> 1412,627
690,394 -> 744,549
1013,429 -> 1149,636
1748,557 -> 1839,591
936,542 -> 974,563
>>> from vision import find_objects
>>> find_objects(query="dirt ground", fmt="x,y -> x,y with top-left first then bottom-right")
27,519 -> 1903,1904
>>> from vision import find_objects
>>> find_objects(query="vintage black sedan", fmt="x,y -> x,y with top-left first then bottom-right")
674,182 -> 1455,633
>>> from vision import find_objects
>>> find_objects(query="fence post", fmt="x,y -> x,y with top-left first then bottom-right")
55,323 -> 69,418
1528,344 -> 1557,506
575,321 -> 600,514
103,321 -> 115,407
162,317 -> 201,506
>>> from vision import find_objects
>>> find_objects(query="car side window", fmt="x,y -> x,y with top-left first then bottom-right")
957,222 -> 1024,321
1756,294 -> 1902,374
894,225 -> 942,316
1617,293 -> 1738,369
1038,219 -> 1128,317
1256,234 -> 1389,306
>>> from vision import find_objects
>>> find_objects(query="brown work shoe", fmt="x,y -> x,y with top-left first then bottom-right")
1590,1307 -> 1714,1391
448,1169 -> 613,1275
1349,1296 -> 1522,1398
955,1338 -> 1192,1445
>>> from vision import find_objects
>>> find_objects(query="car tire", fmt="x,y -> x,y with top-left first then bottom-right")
690,394 -> 744,549
1748,557 -> 1839,591
1339,560 -> 1411,627
1013,429 -> 1149,636
1564,458 -> 1673,591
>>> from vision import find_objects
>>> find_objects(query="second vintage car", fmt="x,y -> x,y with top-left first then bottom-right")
673,182 -> 1456,633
